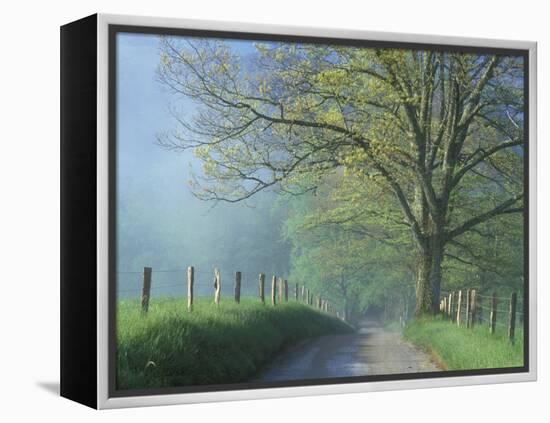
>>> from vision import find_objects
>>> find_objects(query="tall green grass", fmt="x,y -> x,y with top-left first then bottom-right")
403,316 -> 524,370
117,297 -> 353,390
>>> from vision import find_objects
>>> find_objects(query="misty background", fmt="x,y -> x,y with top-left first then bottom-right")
116,33 -> 290,298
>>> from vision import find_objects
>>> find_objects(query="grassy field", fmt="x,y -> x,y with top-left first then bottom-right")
117,298 -> 353,390
403,316 -> 524,370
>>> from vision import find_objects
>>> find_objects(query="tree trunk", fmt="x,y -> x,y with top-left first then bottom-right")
343,297 -> 349,322
415,232 -> 444,316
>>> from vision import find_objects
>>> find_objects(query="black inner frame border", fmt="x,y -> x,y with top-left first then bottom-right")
108,23 -> 530,399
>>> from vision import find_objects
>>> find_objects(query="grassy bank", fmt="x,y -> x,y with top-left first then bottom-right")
403,316 -> 524,370
117,298 -> 352,389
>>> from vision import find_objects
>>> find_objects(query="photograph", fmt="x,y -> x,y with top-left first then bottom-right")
112,28 -> 527,393
2,0 -> 548,418
3,0 -> 548,419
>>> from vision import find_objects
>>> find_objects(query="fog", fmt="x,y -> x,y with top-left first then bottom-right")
116,33 -> 291,299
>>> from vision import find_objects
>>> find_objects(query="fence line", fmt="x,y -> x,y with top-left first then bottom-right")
439,288 -> 522,343
122,266 -> 344,321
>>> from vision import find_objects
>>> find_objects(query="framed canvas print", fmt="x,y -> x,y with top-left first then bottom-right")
60,13 -> 537,409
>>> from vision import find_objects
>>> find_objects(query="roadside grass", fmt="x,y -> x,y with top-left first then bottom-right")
403,316 -> 524,370
117,297 -> 353,390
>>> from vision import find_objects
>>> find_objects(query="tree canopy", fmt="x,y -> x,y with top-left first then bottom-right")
157,37 -> 525,317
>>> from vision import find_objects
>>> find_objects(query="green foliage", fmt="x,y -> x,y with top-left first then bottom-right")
404,316 -> 524,370
280,172 -> 416,322
117,298 -> 353,389
156,37 -> 525,315
442,212 -> 524,294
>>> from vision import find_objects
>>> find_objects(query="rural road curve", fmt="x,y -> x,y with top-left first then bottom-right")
255,319 -> 440,381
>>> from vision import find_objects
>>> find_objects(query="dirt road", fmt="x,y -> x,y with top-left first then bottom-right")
255,319 -> 440,381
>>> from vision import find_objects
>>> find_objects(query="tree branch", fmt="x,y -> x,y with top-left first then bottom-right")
446,194 -> 523,240
372,161 -> 426,252
451,138 -> 523,189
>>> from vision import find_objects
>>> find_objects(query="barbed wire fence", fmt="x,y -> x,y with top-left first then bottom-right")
117,266 -> 344,320
439,288 -> 524,343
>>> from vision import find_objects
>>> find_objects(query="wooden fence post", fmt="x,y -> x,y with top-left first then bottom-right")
490,292 -> 497,335
448,292 -> 453,320
278,277 -> 283,303
442,297 -> 447,319
456,291 -> 462,326
187,266 -> 194,312
301,286 -> 306,302
465,289 -> 471,328
295,283 -> 299,301
141,266 -> 152,314
284,279 -> 288,302
259,273 -> 265,304
452,291 -> 456,321
234,271 -> 241,304
508,292 -> 517,343
271,276 -> 277,306
214,268 -> 221,306
477,295 -> 483,325
470,289 -> 477,329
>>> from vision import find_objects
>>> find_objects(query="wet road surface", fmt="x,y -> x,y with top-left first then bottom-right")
255,319 -> 440,382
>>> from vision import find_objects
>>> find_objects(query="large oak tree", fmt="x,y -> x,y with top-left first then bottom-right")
157,37 -> 525,315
